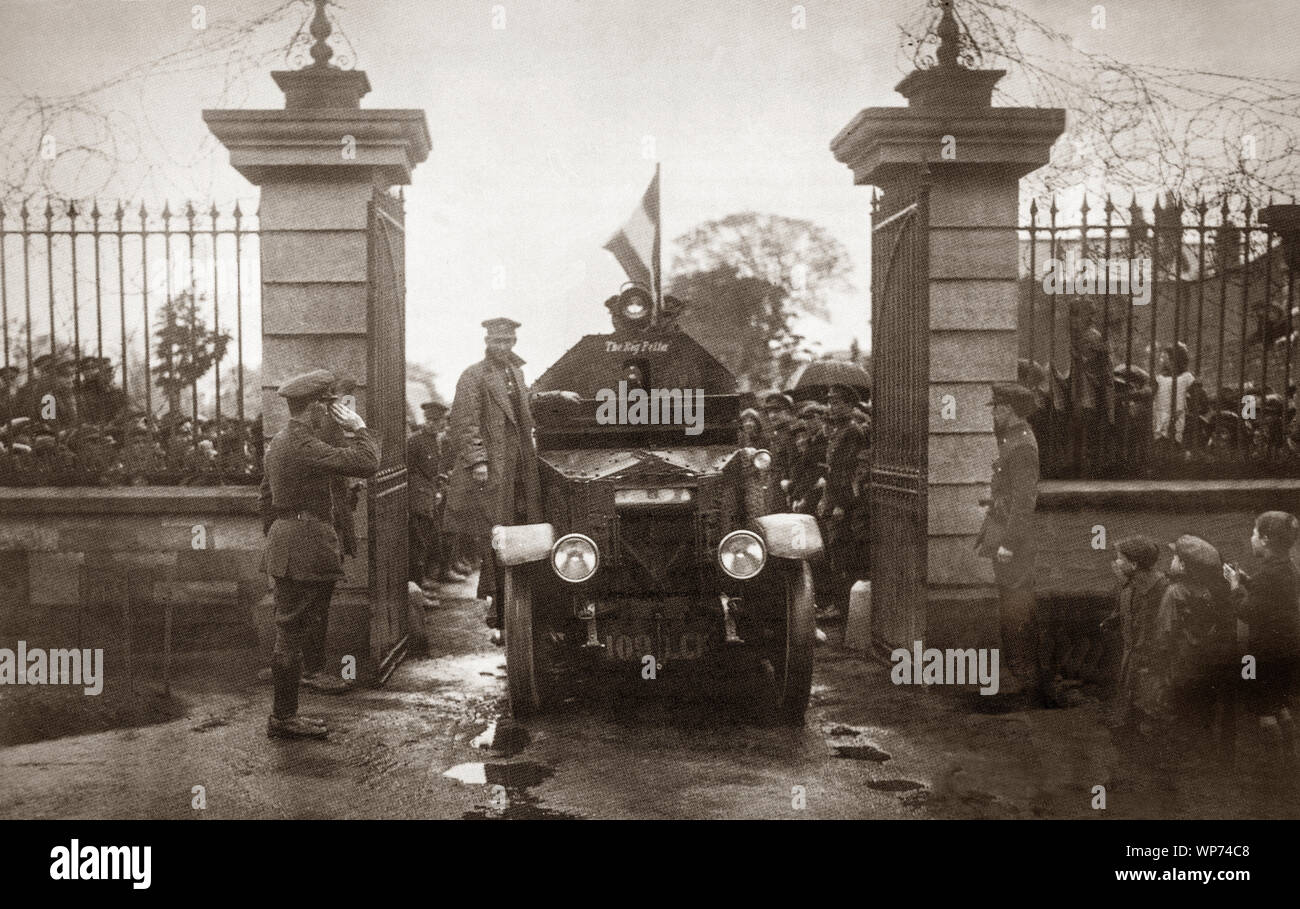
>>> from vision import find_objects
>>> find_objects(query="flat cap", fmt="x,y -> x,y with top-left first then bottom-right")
32,353 -> 55,369
798,401 -> 826,418
421,400 -> 449,414
988,382 -> 1037,417
1169,534 -> 1221,575
1115,534 -> 1161,570
278,369 -> 338,401
483,317 -> 521,340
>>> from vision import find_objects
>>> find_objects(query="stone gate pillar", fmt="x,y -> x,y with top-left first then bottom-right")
202,3 -> 429,669
832,6 -> 1063,647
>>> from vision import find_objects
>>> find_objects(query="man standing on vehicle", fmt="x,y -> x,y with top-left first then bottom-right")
444,318 -> 545,644
976,383 -> 1045,703
260,369 -> 379,738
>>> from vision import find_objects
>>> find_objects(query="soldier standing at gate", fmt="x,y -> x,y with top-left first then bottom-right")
408,400 -> 449,589
976,383 -> 1046,703
259,369 -> 379,738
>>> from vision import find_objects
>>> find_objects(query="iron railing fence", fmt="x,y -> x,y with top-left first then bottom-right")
0,198 -> 262,486
1017,194 -> 1298,479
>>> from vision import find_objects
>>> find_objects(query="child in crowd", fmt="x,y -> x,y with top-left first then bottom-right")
1153,534 -> 1238,764
1224,511 -> 1300,770
1102,535 -> 1169,731
1152,342 -> 1196,446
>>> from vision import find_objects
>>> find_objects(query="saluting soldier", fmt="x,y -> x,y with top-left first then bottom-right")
258,369 -> 379,739
976,383 -> 1044,702
445,318 -> 545,643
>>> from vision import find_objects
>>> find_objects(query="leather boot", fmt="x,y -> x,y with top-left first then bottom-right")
271,651 -> 301,721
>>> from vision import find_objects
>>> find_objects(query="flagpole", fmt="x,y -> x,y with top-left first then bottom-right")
652,162 -> 662,324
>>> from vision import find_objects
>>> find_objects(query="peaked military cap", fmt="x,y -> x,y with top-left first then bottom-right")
988,383 -> 1037,417
483,317 -> 521,340
421,400 -> 449,415
277,369 -> 338,401
798,401 -> 826,418
32,353 -> 55,370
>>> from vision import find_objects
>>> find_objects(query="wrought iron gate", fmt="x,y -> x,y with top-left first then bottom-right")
367,187 -> 410,678
868,181 -> 930,652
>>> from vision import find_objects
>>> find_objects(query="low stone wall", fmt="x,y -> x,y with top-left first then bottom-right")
1035,479 -> 1300,598
923,480 -> 1300,654
0,488 -> 372,678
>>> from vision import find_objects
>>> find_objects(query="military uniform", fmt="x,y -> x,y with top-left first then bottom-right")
258,369 -> 379,738
408,401 -> 449,585
823,387 -> 869,608
976,383 -> 1043,697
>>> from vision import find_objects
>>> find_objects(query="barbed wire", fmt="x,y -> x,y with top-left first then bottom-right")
0,0 -> 345,204
898,0 -> 1300,210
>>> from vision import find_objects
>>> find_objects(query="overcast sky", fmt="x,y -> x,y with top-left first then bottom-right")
1,0 -> 1296,400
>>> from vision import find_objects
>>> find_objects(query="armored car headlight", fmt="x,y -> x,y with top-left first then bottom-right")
551,533 -> 599,583
718,530 -> 766,580
751,449 -> 772,471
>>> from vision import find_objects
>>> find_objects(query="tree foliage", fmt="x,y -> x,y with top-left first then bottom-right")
669,213 -> 852,388
153,291 -> 231,416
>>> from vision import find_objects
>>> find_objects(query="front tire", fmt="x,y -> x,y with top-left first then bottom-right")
759,560 -> 816,725
503,565 -> 550,719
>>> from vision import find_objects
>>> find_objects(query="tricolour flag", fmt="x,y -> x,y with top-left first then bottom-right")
602,166 -> 661,304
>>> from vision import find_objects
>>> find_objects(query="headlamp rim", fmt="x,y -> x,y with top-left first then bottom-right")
718,529 -> 767,580
550,532 -> 600,584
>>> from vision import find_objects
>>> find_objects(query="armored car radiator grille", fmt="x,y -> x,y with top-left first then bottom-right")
610,510 -> 700,595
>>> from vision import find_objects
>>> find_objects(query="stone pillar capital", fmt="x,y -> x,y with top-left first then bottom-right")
202,107 -> 431,187
831,105 -> 1065,188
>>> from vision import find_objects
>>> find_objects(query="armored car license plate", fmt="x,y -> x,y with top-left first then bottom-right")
603,628 -> 710,662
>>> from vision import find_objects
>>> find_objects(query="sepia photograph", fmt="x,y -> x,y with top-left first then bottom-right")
0,0 -> 1297,887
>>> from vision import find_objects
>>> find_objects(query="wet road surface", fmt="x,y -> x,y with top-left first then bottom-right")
2,576 -> 1298,819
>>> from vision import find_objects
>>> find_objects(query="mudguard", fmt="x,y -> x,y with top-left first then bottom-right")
491,523 -> 556,566
753,513 -> 824,560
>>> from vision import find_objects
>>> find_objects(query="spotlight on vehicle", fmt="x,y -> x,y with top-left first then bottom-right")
620,287 -> 651,322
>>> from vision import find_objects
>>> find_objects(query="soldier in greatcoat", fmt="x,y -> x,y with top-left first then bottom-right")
976,383 -> 1045,702
258,369 -> 379,738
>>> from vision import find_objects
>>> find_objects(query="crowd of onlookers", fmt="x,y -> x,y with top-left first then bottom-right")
1027,339 -> 1300,479
738,384 -> 873,619
1104,512 -> 1300,773
0,354 -> 262,486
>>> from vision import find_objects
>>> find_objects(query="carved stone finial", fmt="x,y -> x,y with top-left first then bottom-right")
309,0 -> 334,68
936,0 -> 960,69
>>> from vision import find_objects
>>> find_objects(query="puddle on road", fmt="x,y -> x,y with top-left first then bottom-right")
823,724 -> 892,762
442,760 -> 580,820
469,719 -> 530,757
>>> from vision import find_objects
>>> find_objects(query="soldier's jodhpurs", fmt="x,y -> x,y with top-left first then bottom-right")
994,555 -> 1041,687
272,578 -> 337,718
